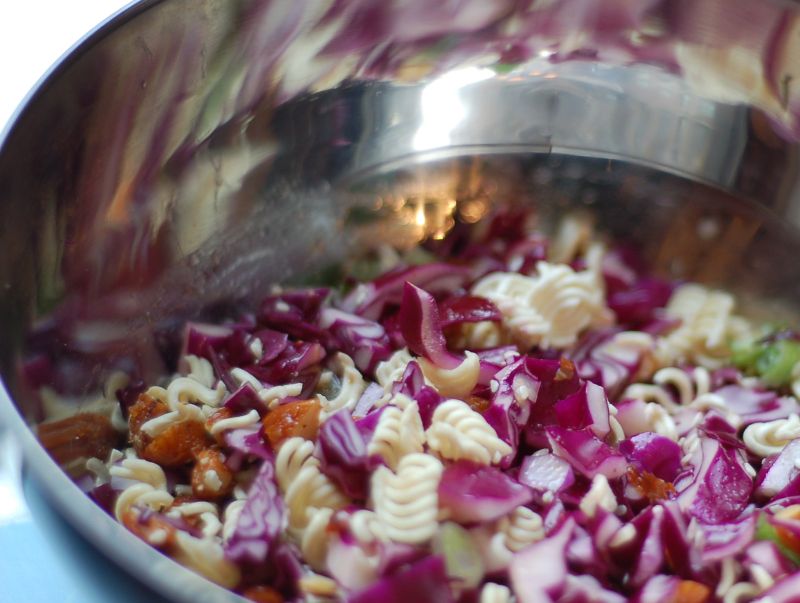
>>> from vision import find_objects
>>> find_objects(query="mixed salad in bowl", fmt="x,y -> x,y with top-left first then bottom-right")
33,211 -> 800,602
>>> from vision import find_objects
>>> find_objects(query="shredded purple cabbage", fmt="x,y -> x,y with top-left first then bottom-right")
348,556 -> 453,603
224,455 -> 285,565
316,410 -> 377,500
437,460 -> 533,523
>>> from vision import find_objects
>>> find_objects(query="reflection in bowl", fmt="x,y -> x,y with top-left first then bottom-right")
4,1 -> 800,602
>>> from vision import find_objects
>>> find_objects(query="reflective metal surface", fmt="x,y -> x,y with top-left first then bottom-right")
3,0 -> 800,601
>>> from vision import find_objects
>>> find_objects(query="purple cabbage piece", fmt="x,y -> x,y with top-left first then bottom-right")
353,382 -> 385,418
386,360 -> 444,426
601,247 -> 640,289
510,517 -> 575,603
398,282 -> 461,369
506,234 -> 548,275
698,412 -> 745,450
224,384 -> 265,414
602,246 -> 672,327
523,358 -> 583,448
224,425 -> 272,461
518,452 -> 575,494
375,542 -> 428,578
628,505 -> 666,587
326,535 -> 426,592
526,357 -> 582,406
326,537 -> 379,591
554,381 -> 612,439
711,367 -> 742,388
437,460 -> 533,523
317,409 -> 377,500
268,543 -> 304,599
607,278 -> 673,327
565,524 -> 595,569
484,358 -> 542,461
611,502 -> 697,587
207,347 -> 239,393
181,323 -> 253,391
182,322 -> 256,369
246,341 -> 326,395
765,493 -> 800,511
757,439 -> 800,499
633,575 -> 681,603
756,571 -> 800,603
476,345 -> 520,366
354,406 -> 387,443
259,288 -> 329,342
381,312 -> 406,349
181,322 -> 274,392
414,386 -> 444,429
676,437 -> 753,524
698,512 -> 756,563
437,295 -> 501,329
273,337 -> 318,378
713,385 -> 800,425
320,307 -> 391,374
348,555 -> 453,603
546,426 -> 627,479
182,322 -> 236,358
745,540 -> 794,581
619,433 -> 683,482
391,360 -> 426,397
562,574 -> 626,603
661,501 -> 703,580
341,262 -> 472,321
252,328 -> 290,364
568,328 -> 651,399
476,346 -> 520,387
588,508 -> 624,556
224,455 -> 285,564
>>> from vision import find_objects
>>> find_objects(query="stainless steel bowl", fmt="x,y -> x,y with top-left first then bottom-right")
3,1 -> 800,600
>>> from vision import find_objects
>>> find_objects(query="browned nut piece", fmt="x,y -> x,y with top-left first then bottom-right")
241,586 -> 284,603
120,508 -> 177,551
142,420 -> 209,467
262,399 -> 321,449
206,407 -> 234,443
191,448 -> 234,500
128,393 -> 168,454
466,395 -> 490,414
37,413 -> 117,468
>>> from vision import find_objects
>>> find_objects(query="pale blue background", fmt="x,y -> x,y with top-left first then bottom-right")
0,475 -> 170,603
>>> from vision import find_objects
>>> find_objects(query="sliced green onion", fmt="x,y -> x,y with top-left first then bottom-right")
755,514 -> 800,566
731,340 -> 763,371
756,340 -> 800,387
432,522 -> 484,589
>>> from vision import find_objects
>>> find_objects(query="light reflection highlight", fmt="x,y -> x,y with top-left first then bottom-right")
413,67 -> 495,151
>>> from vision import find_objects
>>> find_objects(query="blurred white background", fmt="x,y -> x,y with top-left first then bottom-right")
0,1 -> 130,131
